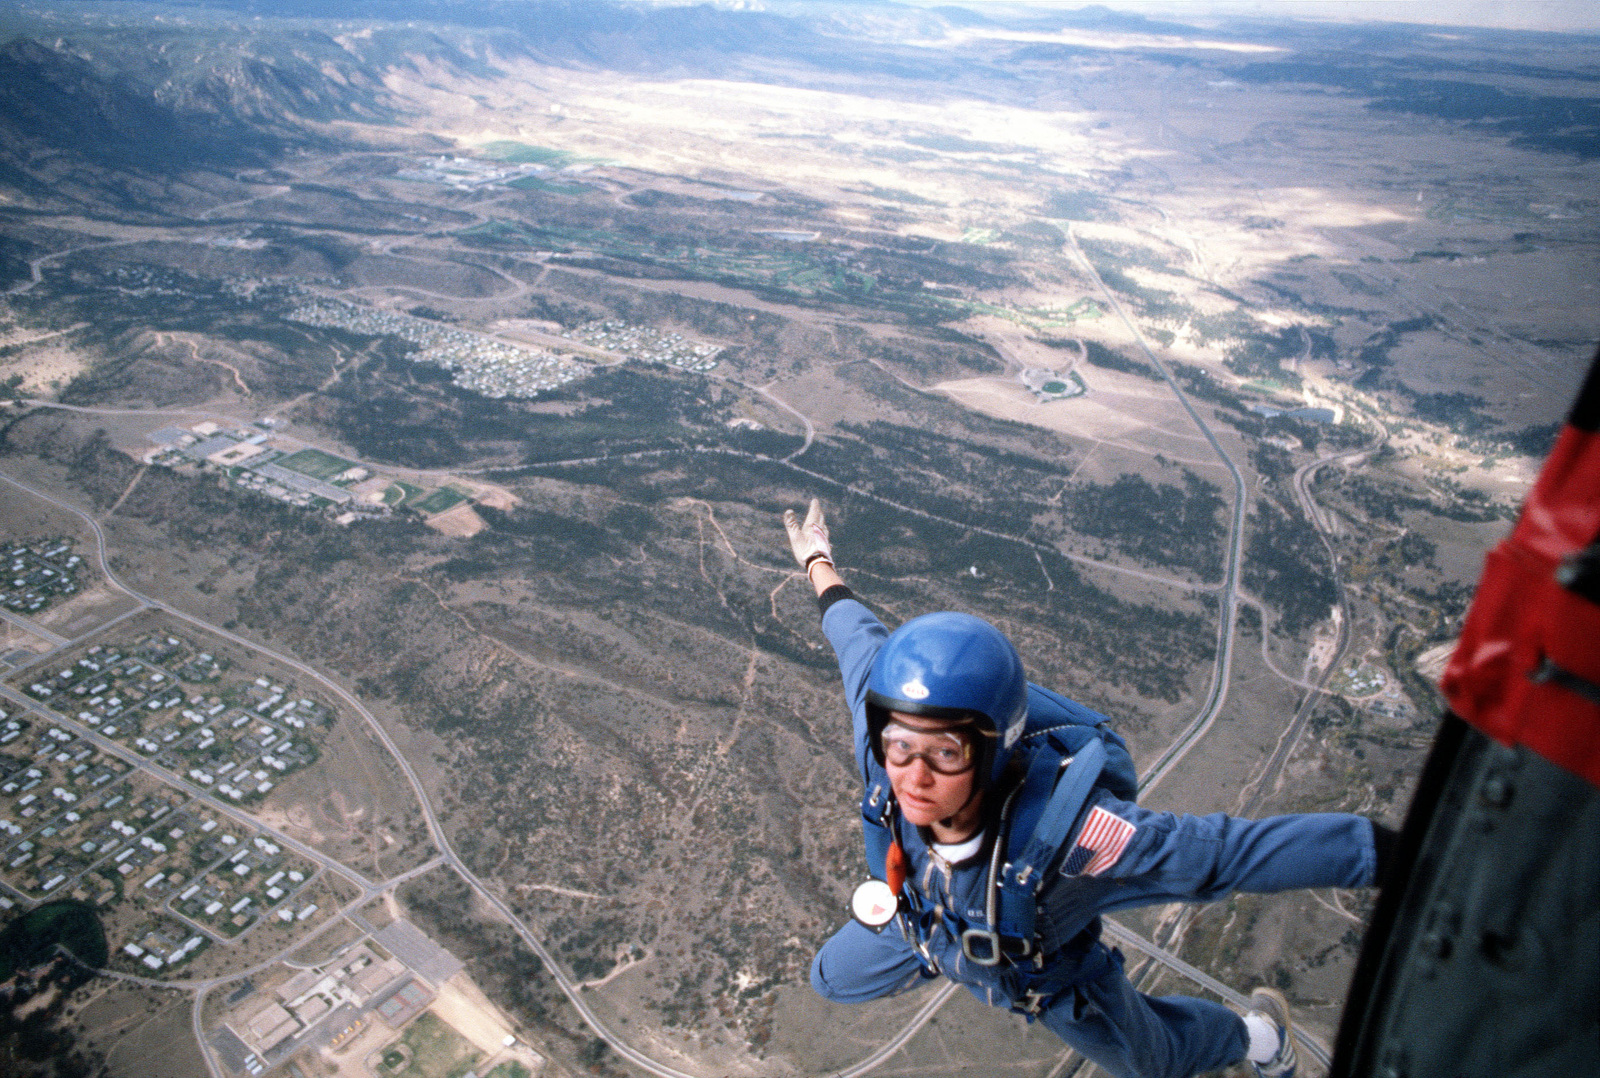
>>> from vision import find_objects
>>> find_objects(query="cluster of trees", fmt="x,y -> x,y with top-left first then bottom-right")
1236,58 -> 1600,160
823,419 -> 1072,533
1081,339 -> 1157,379
1065,471 -> 1227,581
1332,469 -> 1503,526
1225,326 -> 1304,381
0,902 -> 107,1078
835,495 -> 1212,703
1243,497 -> 1338,637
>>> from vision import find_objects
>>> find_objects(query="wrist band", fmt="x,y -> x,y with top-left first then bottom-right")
804,552 -> 834,570
817,583 -> 854,616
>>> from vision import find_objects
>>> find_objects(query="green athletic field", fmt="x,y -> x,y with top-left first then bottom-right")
412,488 -> 469,515
389,481 -> 426,506
275,448 -> 356,481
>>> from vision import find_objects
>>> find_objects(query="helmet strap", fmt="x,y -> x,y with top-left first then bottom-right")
938,784 -> 986,838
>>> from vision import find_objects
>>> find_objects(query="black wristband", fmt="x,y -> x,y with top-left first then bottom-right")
1372,820 -> 1400,881
818,583 -> 855,617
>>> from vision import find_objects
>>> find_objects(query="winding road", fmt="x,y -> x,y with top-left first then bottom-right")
1236,421 -> 1385,816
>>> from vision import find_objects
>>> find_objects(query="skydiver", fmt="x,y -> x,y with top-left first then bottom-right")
783,498 -> 1396,1078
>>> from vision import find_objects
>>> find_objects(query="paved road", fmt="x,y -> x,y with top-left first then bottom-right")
1236,422 -> 1385,816
1060,225 -> 1248,795
1102,919 -> 1333,1069
0,607 -> 68,647
70,855 -> 443,994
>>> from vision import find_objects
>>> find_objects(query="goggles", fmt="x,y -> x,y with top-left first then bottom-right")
880,721 -> 976,775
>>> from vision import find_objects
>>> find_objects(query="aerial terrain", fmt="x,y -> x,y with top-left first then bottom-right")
0,1 -> 1593,1077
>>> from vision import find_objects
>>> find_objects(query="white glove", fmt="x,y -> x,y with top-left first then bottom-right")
783,498 -> 833,572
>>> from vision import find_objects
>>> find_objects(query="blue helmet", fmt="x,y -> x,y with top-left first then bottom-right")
865,612 -> 1028,790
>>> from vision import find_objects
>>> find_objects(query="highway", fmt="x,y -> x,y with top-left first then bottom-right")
1060,224 -> 1249,795
1237,423 -> 1384,816
1102,426 -> 1375,1078
1102,919 -> 1333,1069
1051,227 -> 1353,1076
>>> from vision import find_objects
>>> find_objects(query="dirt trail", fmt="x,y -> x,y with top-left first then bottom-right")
155,332 -> 252,396
107,464 -> 149,515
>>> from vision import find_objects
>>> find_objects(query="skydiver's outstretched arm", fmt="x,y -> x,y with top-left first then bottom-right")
809,560 -> 845,597
783,499 -> 883,758
783,497 -> 845,598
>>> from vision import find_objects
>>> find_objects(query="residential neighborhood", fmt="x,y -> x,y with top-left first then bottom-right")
2,538 -> 82,618
287,298 -> 587,399
4,628 -> 338,973
563,319 -> 722,372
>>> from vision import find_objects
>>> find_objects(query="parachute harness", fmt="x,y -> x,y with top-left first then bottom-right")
859,734 -> 1114,1017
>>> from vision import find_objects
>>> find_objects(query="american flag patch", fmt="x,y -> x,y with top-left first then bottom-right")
1061,806 -> 1137,877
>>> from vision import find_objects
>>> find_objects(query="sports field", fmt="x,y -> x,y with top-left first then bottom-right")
412,488 -> 469,515
380,1013 -> 481,1078
480,140 -> 574,166
275,448 -> 356,481
389,481 -> 426,506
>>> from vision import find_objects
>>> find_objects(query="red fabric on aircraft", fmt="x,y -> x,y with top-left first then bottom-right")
1442,423 -> 1600,788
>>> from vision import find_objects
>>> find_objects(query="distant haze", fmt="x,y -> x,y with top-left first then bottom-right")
924,0 -> 1600,33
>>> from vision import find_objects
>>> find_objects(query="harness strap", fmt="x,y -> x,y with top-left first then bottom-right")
993,738 -> 1108,942
861,778 -> 894,878
1002,925 -> 1117,1019
1010,738 -> 1108,884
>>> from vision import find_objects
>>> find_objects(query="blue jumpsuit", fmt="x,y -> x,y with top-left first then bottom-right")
809,597 -> 1379,1078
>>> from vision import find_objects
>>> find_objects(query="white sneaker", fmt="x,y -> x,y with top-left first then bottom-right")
1247,987 -> 1297,1078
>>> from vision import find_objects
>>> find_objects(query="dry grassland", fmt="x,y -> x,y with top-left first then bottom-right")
86,983 -> 207,1078
424,503 -> 487,538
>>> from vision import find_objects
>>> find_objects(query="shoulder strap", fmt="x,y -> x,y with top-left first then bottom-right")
1023,684 -> 1139,802
860,776 -> 894,879
990,738 -> 1107,942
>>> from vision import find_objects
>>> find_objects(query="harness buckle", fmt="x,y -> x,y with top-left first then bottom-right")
961,928 -> 1003,966
864,782 -> 893,824
907,917 -> 940,976
961,928 -> 1034,967
1017,988 -> 1052,1017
